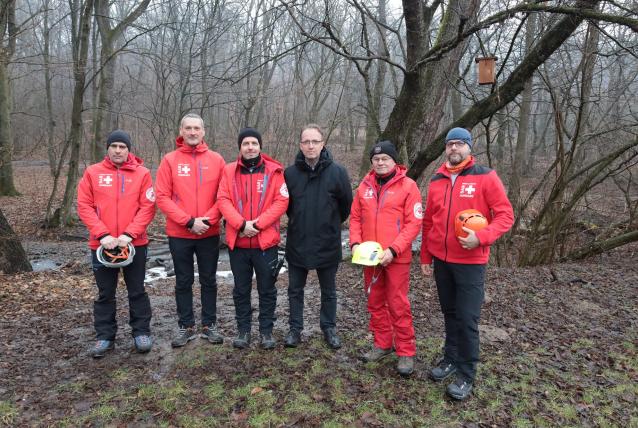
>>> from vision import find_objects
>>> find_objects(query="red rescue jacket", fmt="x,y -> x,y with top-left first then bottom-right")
350,166 -> 423,264
77,154 -> 156,250
218,154 -> 289,250
155,137 -> 225,239
420,157 -> 514,265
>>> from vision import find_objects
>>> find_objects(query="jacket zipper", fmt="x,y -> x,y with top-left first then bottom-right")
444,180 -> 455,262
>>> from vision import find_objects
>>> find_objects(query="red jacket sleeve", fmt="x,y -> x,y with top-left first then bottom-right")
217,168 -> 245,230
123,170 -> 156,238
77,169 -> 110,239
202,154 -> 225,225
254,173 -> 289,229
348,188 -> 363,246
388,180 -> 422,257
155,155 -> 191,226
475,171 -> 514,246
420,188 -> 434,264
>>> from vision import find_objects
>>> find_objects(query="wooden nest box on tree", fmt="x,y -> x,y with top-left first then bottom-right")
475,56 -> 498,85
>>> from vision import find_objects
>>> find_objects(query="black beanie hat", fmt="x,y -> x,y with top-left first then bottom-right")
106,130 -> 131,151
237,127 -> 262,149
370,140 -> 398,163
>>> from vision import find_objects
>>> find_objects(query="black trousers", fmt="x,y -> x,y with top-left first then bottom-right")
229,246 -> 278,334
169,236 -> 220,328
92,246 -> 151,340
287,263 -> 338,332
433,257 -> 486,382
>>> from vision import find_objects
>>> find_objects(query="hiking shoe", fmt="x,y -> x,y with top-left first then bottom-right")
361,347 -> 392,363
284,330 -> 301,348
171,326 -> 197,348
133,335 -> 153,353
90,340 -> 114,358
323,328 -> 342,350
260,333 -> 276,350
397,356 -> 415,376
430,359 -> 457,382
446,377 -> 473,400
201,324 -> 223,344
233,332 -> 251,349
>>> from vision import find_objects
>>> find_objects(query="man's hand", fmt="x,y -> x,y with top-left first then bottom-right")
190,217 -> 210,235
421,264 -> 432,276
243,220 -> 259,238
379,249 -> 394,266
99,235 -> 119,250
458,227 -> 480,250
117,234 -> 132,247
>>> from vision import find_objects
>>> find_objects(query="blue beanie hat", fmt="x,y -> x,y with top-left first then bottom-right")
445,127 -> 472,148
106,130 -> 131,150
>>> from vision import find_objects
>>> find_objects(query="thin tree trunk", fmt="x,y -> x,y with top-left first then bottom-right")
508,12 -> 536,216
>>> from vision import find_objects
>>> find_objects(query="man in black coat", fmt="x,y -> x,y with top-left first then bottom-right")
284,124 -> 353,349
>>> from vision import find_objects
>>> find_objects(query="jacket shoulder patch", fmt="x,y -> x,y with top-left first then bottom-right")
280,183 -> 289,198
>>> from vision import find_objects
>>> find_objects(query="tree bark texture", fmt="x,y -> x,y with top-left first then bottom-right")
0,208 -> 31,273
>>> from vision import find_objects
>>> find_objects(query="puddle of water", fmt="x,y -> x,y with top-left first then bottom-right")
31,259 -> 60,272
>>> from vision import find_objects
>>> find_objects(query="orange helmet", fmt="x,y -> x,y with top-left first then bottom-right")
455,209 -> 488,238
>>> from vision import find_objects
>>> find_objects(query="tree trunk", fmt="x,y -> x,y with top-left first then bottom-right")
43,0 -> 57,177
0,0 -> 17,196
92,0 -> 151,162
0,56 -> 17,196
562,229 -> 638,261
57,0 -> 94,226
508,12 -> 536,216
0,208 -> 31,273
383,0 -> 479,165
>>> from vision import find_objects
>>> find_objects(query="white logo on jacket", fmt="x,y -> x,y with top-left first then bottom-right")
363,187 -> 374,199
413,202 -> 423,219
459,183 -> 477,198
280,183 -> 289,198
98,174 -> 113,187
177,164 -> 191,176
257,179 -> 264,194
146,187 -> 156,202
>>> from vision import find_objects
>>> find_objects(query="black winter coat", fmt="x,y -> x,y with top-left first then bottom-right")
284,148 -> 353,269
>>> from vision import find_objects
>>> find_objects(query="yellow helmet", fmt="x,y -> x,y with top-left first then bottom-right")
352,241 -> 383,266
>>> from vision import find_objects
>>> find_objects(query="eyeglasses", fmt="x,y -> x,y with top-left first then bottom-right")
300,139 -> 323,146
445,141 -> 467,149
371,156 -> 393,163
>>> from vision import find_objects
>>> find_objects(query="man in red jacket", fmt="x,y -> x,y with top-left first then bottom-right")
155,113 -> 226,348
350,141 -> 423,376
218,128 -> 289,349
420,127 -> 514,400
77,130 -> 156,358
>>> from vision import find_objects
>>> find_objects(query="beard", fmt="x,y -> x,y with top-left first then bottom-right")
447,153 -> 465,166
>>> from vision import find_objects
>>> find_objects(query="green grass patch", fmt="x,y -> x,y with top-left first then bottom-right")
0,401 -> 18,427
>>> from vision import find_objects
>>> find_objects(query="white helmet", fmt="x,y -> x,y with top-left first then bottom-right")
96,243 -> 136,268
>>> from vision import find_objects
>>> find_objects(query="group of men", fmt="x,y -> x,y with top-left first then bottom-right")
78,115 -> 513,401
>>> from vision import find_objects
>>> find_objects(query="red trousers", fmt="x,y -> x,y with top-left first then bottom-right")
364,262 -> 416,356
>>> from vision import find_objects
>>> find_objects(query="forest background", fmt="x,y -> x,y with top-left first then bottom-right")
0,0 -> 636,426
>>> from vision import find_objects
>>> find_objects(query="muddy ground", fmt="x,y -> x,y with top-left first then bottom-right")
0,164 -> 637,427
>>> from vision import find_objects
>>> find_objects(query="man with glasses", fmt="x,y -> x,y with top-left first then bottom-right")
283,124 -> 353,349
420,127 -> 513,400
